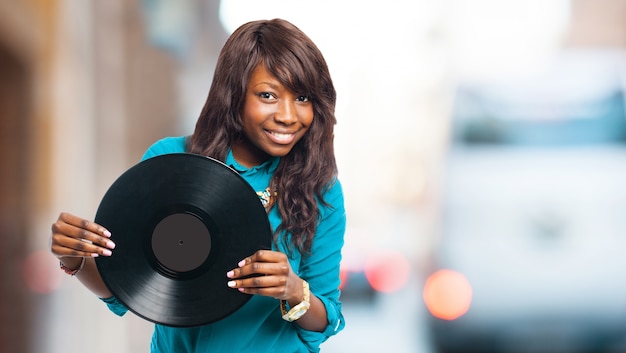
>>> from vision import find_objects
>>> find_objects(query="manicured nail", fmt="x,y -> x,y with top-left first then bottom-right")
227,281 -> 236,288
102,249 -> 112,256
106,240 -> 116,249
91,253 -> 99,257
238,260 -> 246,267
226,271 -> 234,278
103,230 -> 112,237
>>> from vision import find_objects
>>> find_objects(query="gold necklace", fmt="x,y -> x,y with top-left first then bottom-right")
256,187 -> 276,209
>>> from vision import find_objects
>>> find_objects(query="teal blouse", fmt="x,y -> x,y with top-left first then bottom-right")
101,136 -> 346,353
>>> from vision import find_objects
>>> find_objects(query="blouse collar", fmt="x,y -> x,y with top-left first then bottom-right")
225,149 -> 280,175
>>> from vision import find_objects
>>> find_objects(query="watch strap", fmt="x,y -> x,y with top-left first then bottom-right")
280,280 -> 310,322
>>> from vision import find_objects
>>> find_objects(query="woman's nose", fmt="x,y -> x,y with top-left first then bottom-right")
274,100 -> 297,124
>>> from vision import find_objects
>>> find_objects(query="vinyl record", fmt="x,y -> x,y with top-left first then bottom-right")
94,153 -> 272,327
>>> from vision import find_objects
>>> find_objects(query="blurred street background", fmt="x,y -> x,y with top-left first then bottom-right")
2,0 -> 626,352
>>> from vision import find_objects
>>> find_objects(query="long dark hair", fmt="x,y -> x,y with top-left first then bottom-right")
188,19 -> 338,254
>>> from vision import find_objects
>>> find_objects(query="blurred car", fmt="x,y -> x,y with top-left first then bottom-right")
340,248 -> 412,302
423,49 -> 626,353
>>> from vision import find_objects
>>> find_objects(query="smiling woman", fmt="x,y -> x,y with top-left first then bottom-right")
234,64 -> 314,167
50,18 -> 346,353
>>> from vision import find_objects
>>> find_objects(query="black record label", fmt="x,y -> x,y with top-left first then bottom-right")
94,153 -> 272,327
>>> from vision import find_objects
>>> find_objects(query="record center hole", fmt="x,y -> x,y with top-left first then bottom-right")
152,213 -> 211,273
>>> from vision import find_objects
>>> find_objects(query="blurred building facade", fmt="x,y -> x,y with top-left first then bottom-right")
0,0 -> 223,352
0,0 -> 625,353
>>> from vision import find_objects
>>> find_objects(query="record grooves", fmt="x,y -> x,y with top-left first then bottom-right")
94,153 -> 272,327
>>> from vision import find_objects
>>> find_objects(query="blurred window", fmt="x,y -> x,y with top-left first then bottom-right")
452,86 -> 626,146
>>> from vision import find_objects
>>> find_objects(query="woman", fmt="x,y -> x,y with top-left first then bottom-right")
50,18 -> 346,352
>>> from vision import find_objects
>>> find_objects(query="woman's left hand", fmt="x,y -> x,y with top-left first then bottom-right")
226,250 -> 304,304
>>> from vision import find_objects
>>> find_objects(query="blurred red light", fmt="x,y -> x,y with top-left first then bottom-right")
22,249 -> 63,294
423,269 -> 472,320
364,251 -> 411,293
339,268 -> 349,290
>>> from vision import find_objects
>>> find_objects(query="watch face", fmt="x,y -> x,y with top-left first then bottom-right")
294,309 -> 306,316
288,302 -> 310,321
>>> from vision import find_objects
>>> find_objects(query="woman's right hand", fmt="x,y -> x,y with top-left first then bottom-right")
50,212 -> 116,259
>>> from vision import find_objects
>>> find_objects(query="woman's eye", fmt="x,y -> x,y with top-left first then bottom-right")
259,92 -> 273,99
296,95 -> 310,102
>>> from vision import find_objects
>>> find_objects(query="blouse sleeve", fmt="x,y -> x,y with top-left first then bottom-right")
295,179 -> 347,349
100,296 -> 129,316
140,136 -> 186,160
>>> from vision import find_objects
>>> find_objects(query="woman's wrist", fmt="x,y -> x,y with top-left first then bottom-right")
287,278 -> 306,306
59,257 -> 86,276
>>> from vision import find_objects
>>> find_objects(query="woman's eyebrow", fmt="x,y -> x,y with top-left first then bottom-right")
252,81 -> 281,89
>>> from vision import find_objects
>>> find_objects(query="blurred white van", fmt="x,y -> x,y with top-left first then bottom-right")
424,49 -> 626,353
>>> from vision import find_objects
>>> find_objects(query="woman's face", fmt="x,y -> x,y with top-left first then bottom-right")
232,64 -> 314,168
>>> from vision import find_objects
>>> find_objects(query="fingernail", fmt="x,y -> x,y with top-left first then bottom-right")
107,240 -> 116,249
102,249 -> 112,256
226,270 -> 234,278
91,253 -> 99,258
103,230 -> 112,237
238,260 -> 245,267
227,281 -> 236,288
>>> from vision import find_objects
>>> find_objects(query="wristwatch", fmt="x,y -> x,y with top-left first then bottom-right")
280,280 -> 310,322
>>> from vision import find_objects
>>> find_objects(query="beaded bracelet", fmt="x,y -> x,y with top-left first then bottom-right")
59,257 -> 86,276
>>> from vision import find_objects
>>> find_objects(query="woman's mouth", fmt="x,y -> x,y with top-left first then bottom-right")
266,130 -> 296,144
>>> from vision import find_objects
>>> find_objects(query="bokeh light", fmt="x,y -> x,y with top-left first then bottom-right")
364,250 -> 411,293
423,269 -> 472,321
22,250 -> 64,295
